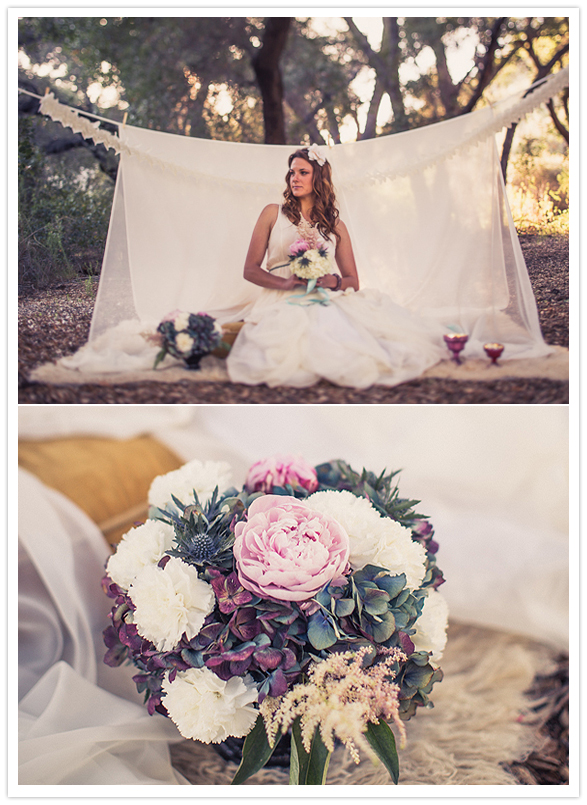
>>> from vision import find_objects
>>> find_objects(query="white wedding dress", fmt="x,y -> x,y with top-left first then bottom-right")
226,208 -> 446,388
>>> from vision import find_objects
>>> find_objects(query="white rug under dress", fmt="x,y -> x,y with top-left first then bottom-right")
30,347 -> 568,387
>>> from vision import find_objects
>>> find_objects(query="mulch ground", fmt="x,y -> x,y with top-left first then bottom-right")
503,654 -> 569,785
17,234 -> 569,404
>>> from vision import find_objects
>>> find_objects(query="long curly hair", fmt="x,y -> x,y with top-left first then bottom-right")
282,148 -> 340,244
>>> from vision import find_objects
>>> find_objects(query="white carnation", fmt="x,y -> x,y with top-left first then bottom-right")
106,519 -> 175,591
175,332 -> 193,354
148,459 -> 232,509
173,311 -> 190,331
291,250 -> 330,279
306,490 -> 427,590
162,667 -> 258,743
128,558 -> 215,652
412,590 -> 449,661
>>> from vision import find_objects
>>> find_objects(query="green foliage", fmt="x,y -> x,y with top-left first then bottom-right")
19,16 -> 570,145
20,17 -> 265,139
508,118 -> 569,234
289,717 -> 331,785
315,459 -> 424,527
231,714 -> 280,784
17,15 -> 569,287
18,115 -> 113,288
364,719 -> 400,784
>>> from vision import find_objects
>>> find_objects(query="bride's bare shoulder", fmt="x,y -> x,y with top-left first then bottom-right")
260,203 -> 280,219
254,203 -> 280,232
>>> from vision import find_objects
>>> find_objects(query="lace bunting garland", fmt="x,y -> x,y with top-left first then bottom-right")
27,65 -> 569,189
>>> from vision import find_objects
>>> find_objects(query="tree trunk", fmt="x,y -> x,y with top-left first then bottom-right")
432,39 -> 460,117
381,17 -> 409,132
344,16 -> 409,132
251,17 -> 292,144
361,78 -> 384,139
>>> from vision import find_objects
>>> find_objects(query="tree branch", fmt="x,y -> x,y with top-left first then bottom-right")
547,98 -> 569,143
343,17 -> 377,65
284,90 -> 325,143
460,18 -> 507,113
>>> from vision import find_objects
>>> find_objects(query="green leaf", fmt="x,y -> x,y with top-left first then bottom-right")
153,346 -> 167,369
364,720 -> 400,784
231,715 -> 279,785
307,611 -> 337,650
290,718 -> 331,785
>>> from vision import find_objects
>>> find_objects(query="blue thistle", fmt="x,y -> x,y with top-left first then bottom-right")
154,487 -> 245,567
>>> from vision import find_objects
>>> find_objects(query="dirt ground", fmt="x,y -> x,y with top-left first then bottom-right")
18,234 -> 569,404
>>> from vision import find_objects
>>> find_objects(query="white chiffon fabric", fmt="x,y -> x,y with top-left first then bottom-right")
227,209 -> 446,387
47,70 -> 572,381
16,405 -> 570,789
17,469 -> 189,787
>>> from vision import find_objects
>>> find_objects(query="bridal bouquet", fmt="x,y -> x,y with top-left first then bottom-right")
288,238 -> 331,293
102,455 -> 447,785
152,310 -> 226,370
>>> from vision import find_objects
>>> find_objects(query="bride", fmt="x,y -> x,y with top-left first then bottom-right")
226,145 -> 446,389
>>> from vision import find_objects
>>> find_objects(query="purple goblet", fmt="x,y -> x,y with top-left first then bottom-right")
484,342 -> 505,364
443,333 -> 468,364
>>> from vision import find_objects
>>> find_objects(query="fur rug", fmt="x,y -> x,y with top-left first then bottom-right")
30,347 -> 568,386
169,621 -> 556,786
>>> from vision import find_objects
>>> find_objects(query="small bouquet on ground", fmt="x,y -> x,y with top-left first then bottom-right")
102,454 -> 448,785
151,310 -> 227,370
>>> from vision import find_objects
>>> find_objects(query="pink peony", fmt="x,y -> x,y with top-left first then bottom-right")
245,455 -> 318,494
289,239 -> 310,256
233,495 -> 350,602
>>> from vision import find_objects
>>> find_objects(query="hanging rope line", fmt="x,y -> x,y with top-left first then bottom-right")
18,87 -> 126,126
18,65 -> 569,187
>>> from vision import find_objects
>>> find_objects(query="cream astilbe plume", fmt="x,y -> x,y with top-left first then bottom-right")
260,647 -> 407,764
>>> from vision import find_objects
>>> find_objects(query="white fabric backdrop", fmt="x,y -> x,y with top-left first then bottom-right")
16,405 -> 570,789
88,118 -> 546,361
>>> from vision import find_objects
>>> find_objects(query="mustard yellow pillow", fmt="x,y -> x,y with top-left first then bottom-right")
18,435 -> 183,546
